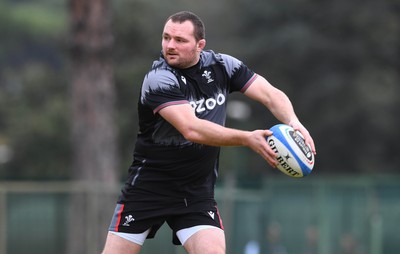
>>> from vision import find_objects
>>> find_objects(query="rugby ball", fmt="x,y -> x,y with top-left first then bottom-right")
266,124 -> 314,177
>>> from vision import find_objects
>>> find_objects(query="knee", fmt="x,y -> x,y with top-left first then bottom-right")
186,244 -> 225,254
206,246 -> 225,254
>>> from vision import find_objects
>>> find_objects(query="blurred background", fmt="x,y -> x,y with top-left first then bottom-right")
0,0 -> 399,253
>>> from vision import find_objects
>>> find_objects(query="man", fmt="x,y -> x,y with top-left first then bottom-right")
103,11 -> 316,254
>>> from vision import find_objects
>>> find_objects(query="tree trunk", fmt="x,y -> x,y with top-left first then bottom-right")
67,0 -> 118,253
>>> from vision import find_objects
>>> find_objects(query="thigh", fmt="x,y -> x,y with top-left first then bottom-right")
167,204 -> 224,245
183,227 -> 226,254
102,232 -> 142,254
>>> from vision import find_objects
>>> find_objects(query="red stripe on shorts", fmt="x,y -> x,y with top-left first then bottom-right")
215,205 -> 224,230
115,204 -> 125,232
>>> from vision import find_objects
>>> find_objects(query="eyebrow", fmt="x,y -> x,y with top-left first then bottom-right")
162,32 -> 189,41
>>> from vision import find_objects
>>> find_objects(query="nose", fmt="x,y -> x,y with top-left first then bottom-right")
166,39 -> 176,50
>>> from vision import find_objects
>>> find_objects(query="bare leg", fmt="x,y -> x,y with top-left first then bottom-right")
183,228 -> 226,254
102,232 -> 142,254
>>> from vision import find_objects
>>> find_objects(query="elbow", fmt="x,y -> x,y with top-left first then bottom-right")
180,126 -> 202,143
182,130 -> 200,143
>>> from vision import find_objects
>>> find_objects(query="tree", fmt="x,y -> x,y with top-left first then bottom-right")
67,0 -> 118,252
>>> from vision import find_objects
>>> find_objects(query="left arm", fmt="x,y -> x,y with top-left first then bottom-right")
244,75 -> 316,154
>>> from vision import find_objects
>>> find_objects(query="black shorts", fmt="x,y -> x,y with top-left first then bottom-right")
108,197 -> 224,245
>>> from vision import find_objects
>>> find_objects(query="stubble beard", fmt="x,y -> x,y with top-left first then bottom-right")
165,49 -> 199,69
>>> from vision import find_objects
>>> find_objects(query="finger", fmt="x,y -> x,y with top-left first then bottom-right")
306,137 -> 317,155
262,142 -> 278,167
293,126 -> 316,155
267,158 -> 278,168
261,152 -> 278,168
297,130 -> 316,155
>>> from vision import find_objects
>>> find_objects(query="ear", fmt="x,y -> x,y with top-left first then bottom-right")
197,39 -> 206,51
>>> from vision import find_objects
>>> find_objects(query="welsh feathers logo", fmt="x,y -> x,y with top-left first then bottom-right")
123,215 -> 135,226
202,70 -> 214,84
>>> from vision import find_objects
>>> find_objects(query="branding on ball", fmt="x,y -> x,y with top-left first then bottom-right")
289,130 -> 313,161
268,138 -> 301,177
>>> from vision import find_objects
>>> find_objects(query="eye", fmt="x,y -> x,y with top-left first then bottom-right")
162,35 -> 170,41
176,37 -> 188,44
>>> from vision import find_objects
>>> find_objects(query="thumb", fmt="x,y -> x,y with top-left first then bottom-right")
265,129 -> 273,137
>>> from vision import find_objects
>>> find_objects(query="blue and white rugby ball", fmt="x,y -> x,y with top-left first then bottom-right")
267,124 -> 314,177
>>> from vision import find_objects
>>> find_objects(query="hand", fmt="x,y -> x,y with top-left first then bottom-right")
247,129 -> 278,168
289,120 -> 317,155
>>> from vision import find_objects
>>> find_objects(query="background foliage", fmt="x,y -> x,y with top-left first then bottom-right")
0,0 -> 399,181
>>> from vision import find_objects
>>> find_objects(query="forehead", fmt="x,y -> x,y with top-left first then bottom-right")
163,20 -> 195,38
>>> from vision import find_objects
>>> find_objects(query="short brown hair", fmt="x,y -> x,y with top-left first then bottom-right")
166,11 -> 205,41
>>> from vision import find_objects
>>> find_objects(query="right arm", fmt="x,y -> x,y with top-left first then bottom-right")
158,104 -> 278,167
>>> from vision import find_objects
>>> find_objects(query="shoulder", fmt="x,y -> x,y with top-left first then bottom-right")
201,50 -> 239,65
143,58 -> 179,91
201,50 -> 243,76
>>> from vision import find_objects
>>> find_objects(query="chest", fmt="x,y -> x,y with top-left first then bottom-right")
176,66 -> 229,116
177,66 -> 229,99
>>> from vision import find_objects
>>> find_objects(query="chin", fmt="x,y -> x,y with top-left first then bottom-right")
167,60 -> 183,68
165,57 -> 177,65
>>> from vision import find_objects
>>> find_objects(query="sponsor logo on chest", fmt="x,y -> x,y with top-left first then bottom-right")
189,93 -> 226,113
